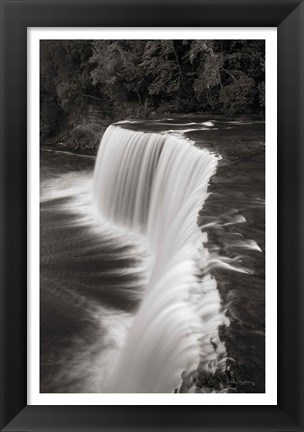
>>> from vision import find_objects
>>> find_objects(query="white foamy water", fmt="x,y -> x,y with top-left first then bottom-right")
93,125 -> 228,392
41,122 -> 261,393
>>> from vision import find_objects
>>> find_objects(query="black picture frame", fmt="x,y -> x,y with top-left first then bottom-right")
1,0 -> 303,431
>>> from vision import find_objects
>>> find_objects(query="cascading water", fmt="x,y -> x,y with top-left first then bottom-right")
40,118 -> 264,394
93,125 -> 228,392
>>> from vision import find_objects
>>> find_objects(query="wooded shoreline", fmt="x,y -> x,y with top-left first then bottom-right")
41,40 -> 265,152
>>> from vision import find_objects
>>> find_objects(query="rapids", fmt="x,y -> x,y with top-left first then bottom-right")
40,118 -> 264,393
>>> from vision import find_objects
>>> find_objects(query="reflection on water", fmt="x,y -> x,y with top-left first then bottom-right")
40,116 -> 265,393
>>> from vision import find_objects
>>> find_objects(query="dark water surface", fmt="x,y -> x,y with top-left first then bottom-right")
40,151 -> 149,392
40,116 -> 265,393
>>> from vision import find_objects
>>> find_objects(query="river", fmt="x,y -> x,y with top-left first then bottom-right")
40,115 -> 265,393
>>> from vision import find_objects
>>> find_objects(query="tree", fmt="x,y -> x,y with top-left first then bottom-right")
40,39 -> 265,141
90,41 -> 145,104
189,40 -> 265,114
40,40 -> 101,138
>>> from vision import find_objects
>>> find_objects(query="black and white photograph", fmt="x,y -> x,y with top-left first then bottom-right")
2,0 -> 304,427
39,37 -> 266,394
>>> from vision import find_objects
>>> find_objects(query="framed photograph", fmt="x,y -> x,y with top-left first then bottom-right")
31,27 -> 274,405
1,0 -> 303,431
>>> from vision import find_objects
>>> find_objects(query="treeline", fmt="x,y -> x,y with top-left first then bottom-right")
40,40 -> 265,140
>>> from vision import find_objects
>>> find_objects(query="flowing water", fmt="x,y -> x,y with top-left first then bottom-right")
40,116 -> 265,393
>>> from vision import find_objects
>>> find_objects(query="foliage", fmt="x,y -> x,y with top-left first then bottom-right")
188,40 -> 264,114
68,123 -> 105,152
40,39 -> 265,140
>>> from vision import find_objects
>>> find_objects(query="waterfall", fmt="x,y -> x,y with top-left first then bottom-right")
93,125 -> 228,393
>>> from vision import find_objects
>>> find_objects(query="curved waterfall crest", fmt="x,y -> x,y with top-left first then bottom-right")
93,125 -> 228,393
